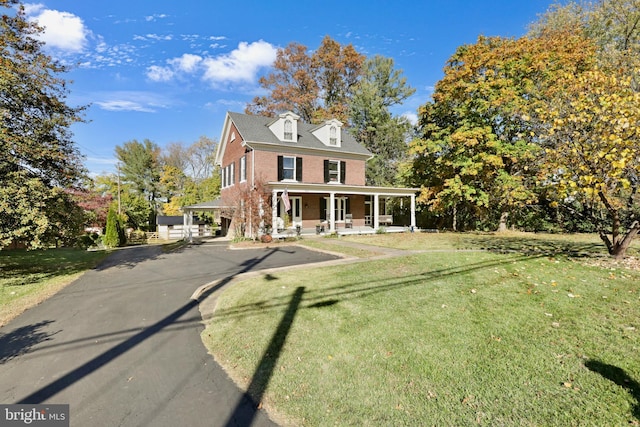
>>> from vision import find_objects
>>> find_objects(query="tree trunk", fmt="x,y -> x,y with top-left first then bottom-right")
452,203 -> 457,232
610,221 -> 640,259
497,212 -> 509,233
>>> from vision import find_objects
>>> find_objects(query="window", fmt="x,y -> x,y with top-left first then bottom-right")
240,155 -> 246,182
324,160 -> 346,183
322,197 -> 349,222
282,156 -> 295,180
278,156 -> 302,181
329,126 -> 337,145
230,162 -> 235,185
284,119 -> 293,140
328,160 -> 339,182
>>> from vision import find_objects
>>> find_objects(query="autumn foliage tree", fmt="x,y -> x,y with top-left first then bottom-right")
159,136 -> 220,215
405,31 -> 595,231
221,177 -> 272,240
245,35 -> 364,124
0,0 -> 87,249
537,68 -> 640,258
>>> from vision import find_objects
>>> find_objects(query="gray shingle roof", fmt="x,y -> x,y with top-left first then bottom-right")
228,112 -> 372,157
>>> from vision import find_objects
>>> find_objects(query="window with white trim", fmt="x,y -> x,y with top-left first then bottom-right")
328,160 -> 340,183
282,156 -> 295,180
329,126 -> 337,145
284,119 -> 293,141
240,155 -> 246,182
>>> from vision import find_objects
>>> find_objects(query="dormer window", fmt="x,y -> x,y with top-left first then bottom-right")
329,126 -> 337,145
269,111 -> 299,142
312,119 -> 343,147
284,120 -> 293,141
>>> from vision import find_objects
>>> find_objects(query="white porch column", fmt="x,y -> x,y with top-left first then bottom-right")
183,211 -> 188,240
411,194 -> 416,229
187,210 -> 193,243
329,192 -> 336,232
373,193 -> 380,230
272,190 -> 278,231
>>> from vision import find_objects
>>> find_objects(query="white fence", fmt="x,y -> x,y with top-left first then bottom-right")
158,225 -> 212,240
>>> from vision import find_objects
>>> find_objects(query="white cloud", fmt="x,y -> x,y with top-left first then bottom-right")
94,91 -> 171,112
202,40 -> 276,84
145,14 -> 168,22
146,54 -> 202,81
26,6 -> 88,52
169,53 -> 203,73
145,41 -> 275,86
22,3 -> 45,15
145,33 -> 173,41
402,112 -> 418,126
95,100 -> 156,113
146,65 -> 175,82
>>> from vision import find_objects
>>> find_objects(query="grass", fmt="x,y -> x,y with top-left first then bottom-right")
297,238 -> 384,258
0,248 -> 110,326
202,232 -> 640,426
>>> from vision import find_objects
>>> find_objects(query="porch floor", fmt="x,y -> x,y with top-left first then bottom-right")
272,225 -> 410,239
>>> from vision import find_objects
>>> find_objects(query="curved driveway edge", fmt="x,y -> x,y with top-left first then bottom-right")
0,242 -> 339,427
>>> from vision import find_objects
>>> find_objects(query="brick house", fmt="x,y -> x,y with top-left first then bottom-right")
184,111 -> 418,238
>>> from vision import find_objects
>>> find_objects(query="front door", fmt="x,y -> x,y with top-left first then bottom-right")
290,196 -> 302,226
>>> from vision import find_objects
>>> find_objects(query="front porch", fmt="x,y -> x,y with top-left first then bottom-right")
269,182 -> 419,235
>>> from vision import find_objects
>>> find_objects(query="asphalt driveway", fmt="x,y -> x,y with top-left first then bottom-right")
0,241 -> 339,426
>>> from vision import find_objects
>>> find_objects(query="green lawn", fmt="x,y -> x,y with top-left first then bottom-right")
0,248 -> 110,326
203,232 -> 640,426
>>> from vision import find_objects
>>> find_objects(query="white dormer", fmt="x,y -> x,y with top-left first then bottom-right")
269,111 -> 299,142
312,118 -> 343,147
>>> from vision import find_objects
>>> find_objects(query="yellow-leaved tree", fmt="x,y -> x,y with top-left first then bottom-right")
537,69 -> 640,258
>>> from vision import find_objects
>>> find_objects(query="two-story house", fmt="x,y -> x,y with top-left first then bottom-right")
184,111 -> 417,238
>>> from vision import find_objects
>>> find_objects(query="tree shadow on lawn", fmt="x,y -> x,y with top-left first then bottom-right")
463,235 -> 606,258
211,252 -> 543,321
585,359 -> 640,420
0,320 -> 58,364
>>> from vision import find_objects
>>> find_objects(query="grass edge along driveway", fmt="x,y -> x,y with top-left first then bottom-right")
202,232 -> 640,426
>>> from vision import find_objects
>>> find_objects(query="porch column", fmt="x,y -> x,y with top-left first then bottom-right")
186,210 -> 193,243
272,190 -> 278,230
183,211 -> 188,240
373,193 -> 380,230
329,192 -> 336,232
411,194 -> 416,229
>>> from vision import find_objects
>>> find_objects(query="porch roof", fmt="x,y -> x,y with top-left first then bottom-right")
181,199 -> 229,212
268,181 -> 419,197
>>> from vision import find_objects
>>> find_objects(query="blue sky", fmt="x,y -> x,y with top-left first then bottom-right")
23,0 -> 559,176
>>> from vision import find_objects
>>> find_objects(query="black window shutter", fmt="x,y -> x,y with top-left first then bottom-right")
296,157 -> 303,182
277,156 -> 284,181
324,160 -> 329,183
340,161 -> 346,184
346,197 -> 351,214
320,197 -> 326,220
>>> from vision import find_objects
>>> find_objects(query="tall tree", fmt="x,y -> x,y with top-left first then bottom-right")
405,32 -> 595,231
349,55 -> 415,186
115,139 -> 161,229
245,36 -> 365,124
0,0 -> 87,248
537,68 -> 640,258
531,0 -> 640,72
158,136 -> 220,215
